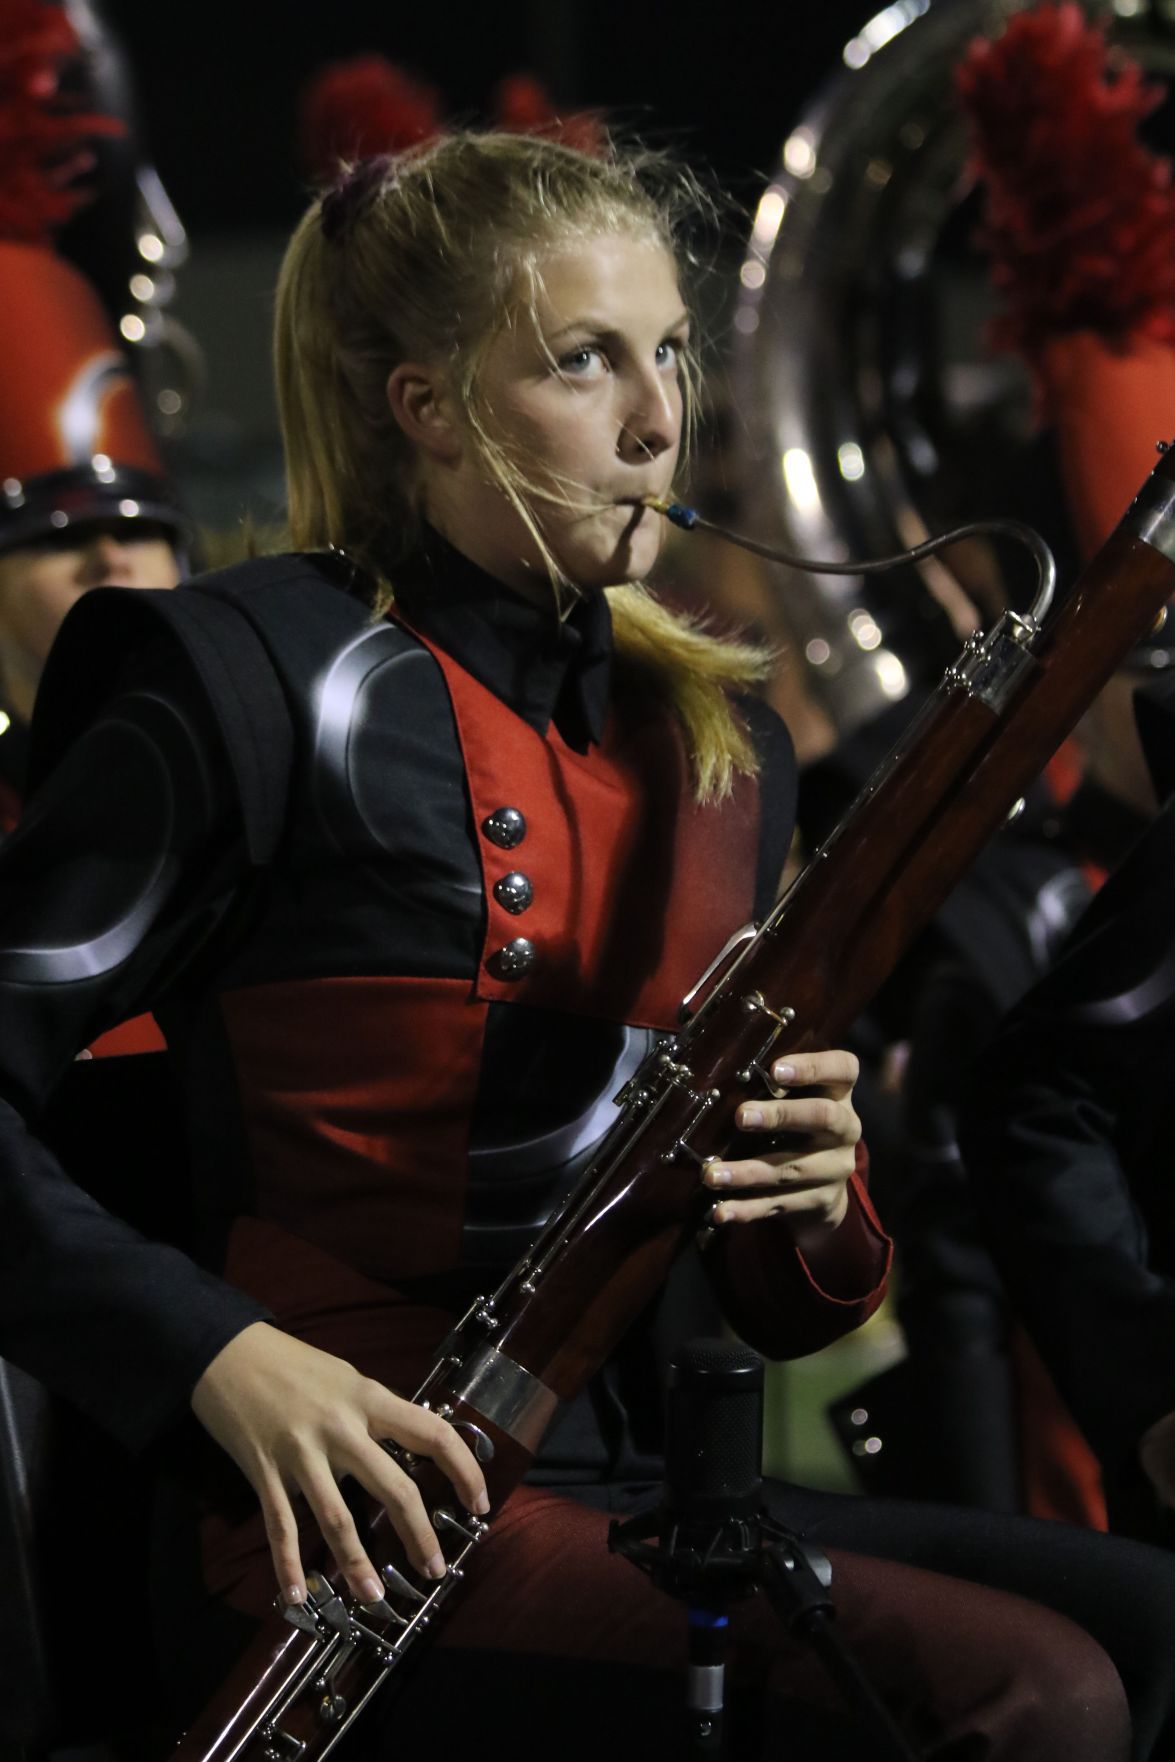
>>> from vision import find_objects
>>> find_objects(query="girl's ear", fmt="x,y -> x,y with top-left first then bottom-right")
386,363 -> 464,464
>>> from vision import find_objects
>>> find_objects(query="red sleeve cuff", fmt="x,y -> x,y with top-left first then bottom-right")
793,1144 -> 892,1305
706,1138 -> 892,1359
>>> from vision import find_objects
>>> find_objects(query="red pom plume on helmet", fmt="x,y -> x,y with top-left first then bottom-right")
298,54 -> 442,183
0,0 -> 186,551
491,72 -> 604,154
297,53 -> 604,198
957,2 -> 1175,558
0,0 -> 122,247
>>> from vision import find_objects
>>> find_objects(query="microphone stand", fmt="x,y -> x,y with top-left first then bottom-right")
609,1341 -> 919,1761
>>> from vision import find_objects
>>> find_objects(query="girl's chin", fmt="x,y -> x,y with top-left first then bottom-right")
545,514 -> 662,592
602,524 -> 663,583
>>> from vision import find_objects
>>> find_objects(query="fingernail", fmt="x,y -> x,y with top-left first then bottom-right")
706,1165 -> 732,1186
286,1583 -> 306,1605
473,1490 -> 491,1516
710,1203 -> 729,1226
425,1552 -> 447,1579
739,1106 -> 764,1127
773,1063 -> 796,1081
359,1575 -> 383,1602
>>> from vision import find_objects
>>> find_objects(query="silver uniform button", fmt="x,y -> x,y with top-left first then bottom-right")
493,871 -> 533,914
482,806 -> 526,849
488,937 -> 537,979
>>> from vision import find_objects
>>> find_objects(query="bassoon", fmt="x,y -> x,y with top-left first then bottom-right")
173,446 -> 1175,1762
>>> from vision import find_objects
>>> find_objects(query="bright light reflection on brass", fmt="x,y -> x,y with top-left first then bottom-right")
782,448 -> 822,517
843,0 -> 929,67
876,652 -> 908,699
837,442 -> 866,482
849,609 -> 883,651
782,130 -> 817,178
752,189 -> 787,245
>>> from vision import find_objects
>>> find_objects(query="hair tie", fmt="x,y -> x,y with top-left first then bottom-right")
319,154 -> 392,244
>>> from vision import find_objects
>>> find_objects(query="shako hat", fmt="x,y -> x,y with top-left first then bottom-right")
0,240 -> 186,548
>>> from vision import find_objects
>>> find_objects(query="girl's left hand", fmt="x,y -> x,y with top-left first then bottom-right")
703,1049 -> 861,1253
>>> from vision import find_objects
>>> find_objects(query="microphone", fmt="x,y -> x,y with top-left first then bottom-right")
610,1340 -> 920,1760
665,1337 -> 764,1526
664,1340 -> 766,1758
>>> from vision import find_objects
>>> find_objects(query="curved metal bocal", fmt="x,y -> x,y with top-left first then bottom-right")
732,0 -> 1175,736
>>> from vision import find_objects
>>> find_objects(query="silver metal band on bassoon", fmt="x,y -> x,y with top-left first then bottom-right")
1127,473 -> 1175,565
445,1343 -> 559,1452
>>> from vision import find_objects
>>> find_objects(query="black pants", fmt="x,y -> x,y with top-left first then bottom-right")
777,1480 -> 1175,1760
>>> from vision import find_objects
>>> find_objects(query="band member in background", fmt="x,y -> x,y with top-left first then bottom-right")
960,700 -> 1175,1543
827,1 -> 1175,1532
0,0 -> 187,829
0,23 -> 196,1754
0,240 -> 185,824
6,128 -> 1175,1758
952,11 -> 1175,1487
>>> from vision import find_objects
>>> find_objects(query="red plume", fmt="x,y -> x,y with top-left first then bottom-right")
298,55 -> 442,183
492,72 -> 604,155
0,0 -> 124,246
956,2 -> 1175,359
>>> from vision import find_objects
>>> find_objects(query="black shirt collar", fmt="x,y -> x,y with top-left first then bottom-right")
393,530 -> 612,751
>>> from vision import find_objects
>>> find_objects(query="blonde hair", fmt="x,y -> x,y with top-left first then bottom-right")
274,129 -> 769,799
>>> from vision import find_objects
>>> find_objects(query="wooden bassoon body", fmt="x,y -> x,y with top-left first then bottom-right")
173,450 -> 1175,1762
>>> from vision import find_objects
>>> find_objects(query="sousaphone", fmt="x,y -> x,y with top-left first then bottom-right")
733,0 -> 1175,735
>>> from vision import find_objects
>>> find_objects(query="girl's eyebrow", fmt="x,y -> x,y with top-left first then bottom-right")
546,311 -> 691,343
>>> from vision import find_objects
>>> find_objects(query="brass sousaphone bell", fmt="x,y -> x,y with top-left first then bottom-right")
731,0 -> 1175,737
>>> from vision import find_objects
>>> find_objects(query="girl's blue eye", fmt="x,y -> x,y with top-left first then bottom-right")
657,339 -> 683,369
560,347 -> 603,375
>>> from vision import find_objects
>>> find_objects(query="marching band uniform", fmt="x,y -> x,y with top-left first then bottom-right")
962,685 -> 1175,1539
1,534 -> 1170,1758
0,537 -> 873,1499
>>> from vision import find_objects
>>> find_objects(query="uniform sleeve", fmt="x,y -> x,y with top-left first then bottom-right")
960,797 -> 1175,1481
705,1141 -> 891,1360
0,640 -> 269,1452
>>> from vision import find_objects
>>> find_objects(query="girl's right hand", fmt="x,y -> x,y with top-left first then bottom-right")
190,1320 -> 490,1607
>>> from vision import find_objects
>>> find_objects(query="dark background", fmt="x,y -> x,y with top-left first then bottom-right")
101,0 -> 870,229
84,0 -> 882,530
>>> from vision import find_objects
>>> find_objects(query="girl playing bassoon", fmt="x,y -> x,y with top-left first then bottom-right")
3,129 -> 1175,1757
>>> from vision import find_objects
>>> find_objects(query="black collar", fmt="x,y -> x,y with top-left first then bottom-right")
393,532 -> 612,752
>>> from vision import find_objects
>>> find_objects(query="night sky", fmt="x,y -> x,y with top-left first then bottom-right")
100,0 -> 872,231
